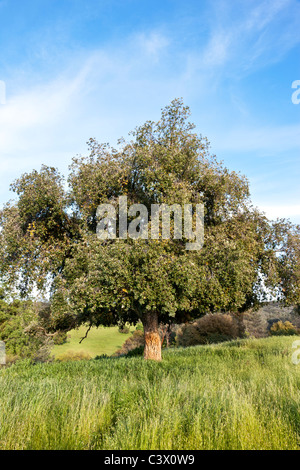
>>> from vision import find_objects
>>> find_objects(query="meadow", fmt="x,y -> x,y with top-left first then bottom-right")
52,325 -> 134,359
1,336 -> 300,450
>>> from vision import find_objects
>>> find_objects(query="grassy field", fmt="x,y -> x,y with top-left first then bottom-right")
1,336 -> 300,450
52,325 -> 134,358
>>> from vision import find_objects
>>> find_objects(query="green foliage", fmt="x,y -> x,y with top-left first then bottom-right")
0,166 -> 78,297
176,313 -> 244,346
271,221 -> 300,307
0,298 -> 52,361
269,320 -> 298,336
52,330 -> 68,345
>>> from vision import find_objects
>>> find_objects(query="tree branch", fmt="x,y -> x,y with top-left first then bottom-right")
79,325 -> 92,344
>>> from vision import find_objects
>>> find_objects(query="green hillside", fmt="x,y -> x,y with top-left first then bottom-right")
52,325 -> 134,359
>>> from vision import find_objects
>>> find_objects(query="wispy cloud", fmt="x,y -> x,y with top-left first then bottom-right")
136,31 -> 170,61
201,32 -> 231,67
196,0 -> 300,76
0,61 -> 93,158
243,0 -> 290,32
0,30 -> 175,195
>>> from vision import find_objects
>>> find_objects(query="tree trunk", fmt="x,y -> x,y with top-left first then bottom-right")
142,312 -> 162,361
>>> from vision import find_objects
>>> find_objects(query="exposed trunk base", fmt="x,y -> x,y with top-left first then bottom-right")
142,312 -> 162,361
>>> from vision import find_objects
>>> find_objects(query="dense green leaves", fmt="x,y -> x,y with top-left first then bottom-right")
0,297 -> 52,360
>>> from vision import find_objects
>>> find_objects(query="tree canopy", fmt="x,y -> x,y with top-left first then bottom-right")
1,99 -> 299,360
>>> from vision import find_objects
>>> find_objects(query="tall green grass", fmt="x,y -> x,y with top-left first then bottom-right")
1,336 -> 300,450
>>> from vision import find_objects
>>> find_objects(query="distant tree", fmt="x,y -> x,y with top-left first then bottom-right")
0,291 -> 53,361
273,220 -> 300,306
0,99 -> 299,360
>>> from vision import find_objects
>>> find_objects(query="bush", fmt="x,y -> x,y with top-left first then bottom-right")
114,330 -> 144,356
161,324 -> 180,348
124,346 -> 144,357
269,320 -> 299,336
56,350 -> 92,362
94,354 -> 110,360
3,354 -> 20,366
176,313 -> 244,347
53,330 -> 68,345
243,310 -> 268,338
0,299 -> 53,362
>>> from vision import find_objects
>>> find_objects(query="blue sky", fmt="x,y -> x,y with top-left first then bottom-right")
0,0 -> 299,222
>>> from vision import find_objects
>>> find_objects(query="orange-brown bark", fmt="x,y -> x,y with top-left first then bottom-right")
142,312 -> 162,361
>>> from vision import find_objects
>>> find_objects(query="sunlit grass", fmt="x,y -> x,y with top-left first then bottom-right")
52,325 -> 134,358
1,336 -> 300,450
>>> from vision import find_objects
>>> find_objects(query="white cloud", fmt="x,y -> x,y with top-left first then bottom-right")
259,204 -> 300,221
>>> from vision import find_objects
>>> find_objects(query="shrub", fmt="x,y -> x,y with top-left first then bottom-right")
114,330 -> 144,356
176,313 -> 243,347
242,310 -> 268,338
269,320 -> 299,336
94,354 -> 110,360
243,303 -> 300,338
53,330 -> 68,345
33,345 -> 55,363
124,346 -> 144,357
56,350 -> 92,362
0,299 -> 53,362
3,354 -> 20,366
161,324 -> 181,348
